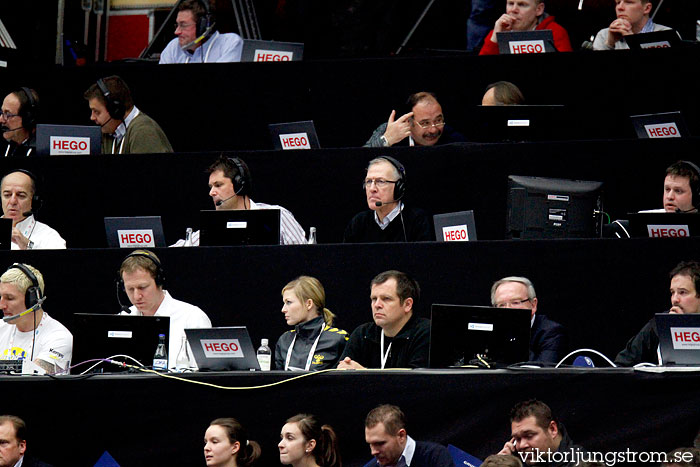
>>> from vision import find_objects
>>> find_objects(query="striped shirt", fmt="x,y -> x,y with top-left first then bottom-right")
170,199 -> 306,246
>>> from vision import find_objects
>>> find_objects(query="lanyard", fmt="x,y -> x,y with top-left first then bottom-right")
111,136 -> 126,155
380,332 -> 393,369
285,323 -> 325,371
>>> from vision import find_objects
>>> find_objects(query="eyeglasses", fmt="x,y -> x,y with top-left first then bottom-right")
175,22 -> 196,30
363,179 -> 398,189
495,298 -> 532,308
0,111 -> 20,120
414,118 -> 445,129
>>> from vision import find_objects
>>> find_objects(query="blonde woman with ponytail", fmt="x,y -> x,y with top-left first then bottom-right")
275,276 -> 348,371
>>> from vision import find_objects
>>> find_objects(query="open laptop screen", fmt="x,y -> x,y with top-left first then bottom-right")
36,124 -> 102,155
199,209 -> 281,246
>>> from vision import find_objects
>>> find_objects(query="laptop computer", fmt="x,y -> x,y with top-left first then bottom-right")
240,39 -> 304,62
199,209 -> 281,246
626,29 -> 682,50
36,124 -> 102,155
71,313 -> 170,373
496,30 -> 556,54
185,327 -> 261,371
468,105 -> 569,142
656,313 -> 700,366
104,216 -> 166,248
268,120 -> 321,150
0,218 -> 12,250
434,211 -> 477,242
627,212 -> 700,238
630,111 -> 689,139
429,304 -> 531,368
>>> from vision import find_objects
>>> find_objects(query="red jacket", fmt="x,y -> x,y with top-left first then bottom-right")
479,15 -> 573,55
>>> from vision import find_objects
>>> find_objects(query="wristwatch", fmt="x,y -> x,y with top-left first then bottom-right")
380,135 -> 389,147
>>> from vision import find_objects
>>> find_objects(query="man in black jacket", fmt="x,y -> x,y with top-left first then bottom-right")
0,415 -> 53,467
338,270 -> 430,369
497,400 -> 585,467
363,404 -> 454,467
615,260 -> 700,366
491,276 -> 566,363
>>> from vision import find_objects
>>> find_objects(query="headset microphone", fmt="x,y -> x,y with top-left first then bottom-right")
2,296 -> 46,323
675,207 -> 698,213
215,194 -> 238,207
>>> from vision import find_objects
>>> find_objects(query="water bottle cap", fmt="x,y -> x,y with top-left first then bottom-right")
158,334 -> 165,338
261,338 -> 268,346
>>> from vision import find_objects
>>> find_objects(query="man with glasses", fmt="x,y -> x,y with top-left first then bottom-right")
491,276 -> 566,363
344,156 -> 432,243
159,0 -> 243,64
364,92 -> 465,148
1,88 -> 39,158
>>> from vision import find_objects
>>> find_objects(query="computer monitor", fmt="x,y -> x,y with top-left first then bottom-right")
467,105 -> 569,142
429,304 -> 531,367
628,212 -> 700,238
506,175 -> 604,239
630,111 -> 689,139
185,327 -> 261,371
496,30 -> 556,54
36,124 -> 102,155
240,39 -> 304,62
656,313 -> 700,366
199,209 -> 281,246
268,120 -> 320,150
104,216 -> 166,248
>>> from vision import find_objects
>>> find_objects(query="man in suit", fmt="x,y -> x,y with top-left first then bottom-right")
0,415 -> 52,466
491,276 -> 566,363
363,404 -> 454,467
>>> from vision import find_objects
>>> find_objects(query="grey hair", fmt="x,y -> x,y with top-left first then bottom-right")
490,276 -> 536,306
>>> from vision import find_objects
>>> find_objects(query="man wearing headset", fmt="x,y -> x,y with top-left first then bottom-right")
638,161 -> 699,214
344,156 -> 432,243
84,75 -> 173,154
0,88 -> 39,158
0,264 -> 73,374
118,250 -> 211,369
171,155 -> 306,246
159,0 -> 243,64
0,170 -> 66,250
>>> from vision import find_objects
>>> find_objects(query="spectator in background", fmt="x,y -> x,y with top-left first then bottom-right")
279,414 -> 341,467
482,81 -> 526,106
204,418 -> 261,467
479,0 -> 573,55
593,0 -> 670,50
1,88 -> 39,158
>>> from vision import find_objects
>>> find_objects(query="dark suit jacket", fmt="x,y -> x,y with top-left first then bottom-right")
530,314 -> 567,363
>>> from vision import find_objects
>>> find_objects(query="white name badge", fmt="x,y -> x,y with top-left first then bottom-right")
279,132 -> 311,150
254,49 -> 294,62
442,224 -> 469,242
117,229 -> 156,248
227,222 -> 247,229
468,322 -> 494,332
646,224 -> 689,238
509,40 -> 545,54
50,136 -> 91,155
644,122 -> 680,138
508,119 -> 530,127
670,327 -> 700,350
108,331 -> 133,339
201,339 -> 244,358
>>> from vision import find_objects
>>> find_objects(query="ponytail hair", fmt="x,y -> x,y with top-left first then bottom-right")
209,418 -> 261,467
282,276 -> 337,326
286,414 -> 341,467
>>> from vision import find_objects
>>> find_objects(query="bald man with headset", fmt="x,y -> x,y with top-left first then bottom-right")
0,263 -> 73,374
84,75 -> 173,154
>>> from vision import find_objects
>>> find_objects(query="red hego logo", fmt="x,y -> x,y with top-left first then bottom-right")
670,327 -> 700,350
509,40 -> 545,54
117,229 -> 155,247
442,224 -> 469,242
646,224 -> 689,238
201,339 -> 244,358
644,122 -> 680,138
49,136 -> 91,155
254,49 -> 294,62
279,132 -> 311,150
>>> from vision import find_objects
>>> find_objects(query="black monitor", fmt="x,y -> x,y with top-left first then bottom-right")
507,175 -> 604,239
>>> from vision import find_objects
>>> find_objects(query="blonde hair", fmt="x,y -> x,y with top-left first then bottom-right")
282,276 -> 336,325
0,264 -> 44,296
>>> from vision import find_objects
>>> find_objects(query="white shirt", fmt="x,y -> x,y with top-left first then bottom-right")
159,31 -> 243,64
9,215 -> 66,250
0,311 -> 73,371
374,202 -> 404,230
170,199 -> 306,246
120,290 -> 211,368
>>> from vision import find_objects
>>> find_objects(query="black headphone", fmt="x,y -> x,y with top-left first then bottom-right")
18,87 -> 37,131
4,169 -> 42,213
96,77 -> 126,121
196,0 -> 215,38
679,160 -> 700,205
117,250 -> 166,290
7,263 -> 43,309
228,157 -> 252,197
376,156 -> 406,201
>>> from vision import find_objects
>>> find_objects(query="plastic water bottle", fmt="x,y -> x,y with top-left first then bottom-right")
153,334 -> 168,371
307,227 -> 317,244
175,335 -> 191,372
184,227 -> 194,247
256,338 -> 271,371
